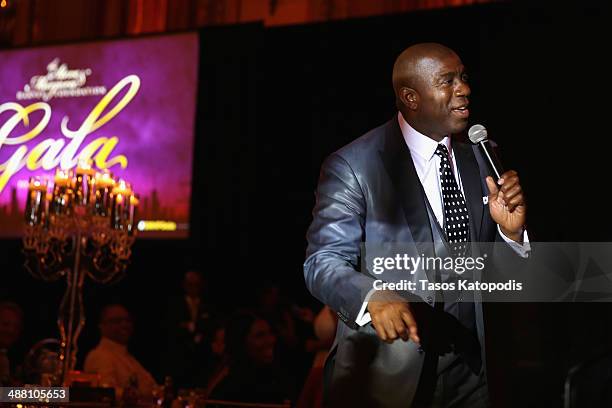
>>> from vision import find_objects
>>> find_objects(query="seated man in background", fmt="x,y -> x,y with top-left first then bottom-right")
0,301 -> 24,385
84,304 -> 157,399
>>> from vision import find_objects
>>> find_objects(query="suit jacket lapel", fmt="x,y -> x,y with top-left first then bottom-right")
379,119 -> 434,249
453,141 -> 484,241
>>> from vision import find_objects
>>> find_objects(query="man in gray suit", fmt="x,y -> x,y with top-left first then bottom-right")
304,43 -> 529,407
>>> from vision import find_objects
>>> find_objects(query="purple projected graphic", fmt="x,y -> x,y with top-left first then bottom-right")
0,33 -> 199,238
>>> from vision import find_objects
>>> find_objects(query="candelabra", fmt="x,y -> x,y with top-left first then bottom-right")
22,160 -> 139,385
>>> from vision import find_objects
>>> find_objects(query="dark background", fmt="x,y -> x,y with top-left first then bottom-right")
2,2 -> 612,406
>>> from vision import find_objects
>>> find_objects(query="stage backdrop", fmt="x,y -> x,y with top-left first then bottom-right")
0,32 -> 198,238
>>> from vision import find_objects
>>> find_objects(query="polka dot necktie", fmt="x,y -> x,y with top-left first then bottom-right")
435,144 -> 470,255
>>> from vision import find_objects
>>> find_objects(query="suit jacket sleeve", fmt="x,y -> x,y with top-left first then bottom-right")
304,153 -> 375,329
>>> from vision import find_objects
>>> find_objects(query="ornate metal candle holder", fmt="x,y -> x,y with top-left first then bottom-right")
22,161 -> 139,385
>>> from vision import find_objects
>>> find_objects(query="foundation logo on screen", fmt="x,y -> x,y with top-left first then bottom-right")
16,58 -> 107,102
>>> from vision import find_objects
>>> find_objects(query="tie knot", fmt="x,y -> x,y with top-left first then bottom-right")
435,144 -> 450,160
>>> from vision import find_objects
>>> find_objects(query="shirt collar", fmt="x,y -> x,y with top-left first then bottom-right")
185,295 -> 200,305
397,112 -> 451,161
100,337 -> 128,354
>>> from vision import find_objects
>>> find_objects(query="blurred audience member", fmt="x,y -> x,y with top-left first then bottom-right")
84,304 -> 157,399
202,322 -> 229,396
256,283 -> 318,388
208,312 -> 294,403
296,306 -> 337,408
202,319 -> 227,378
162,269 -> 213,388
0,301 -> 24,386
210,324 -> 225,358
256,284 -> 297,349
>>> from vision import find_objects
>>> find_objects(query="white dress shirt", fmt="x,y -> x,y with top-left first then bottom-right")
355,113 -> 530,326
84,337 -> 157,398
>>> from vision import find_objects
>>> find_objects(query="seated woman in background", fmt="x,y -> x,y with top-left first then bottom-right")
199,319 -> 228,393
296,305 -> 337,408
207,311 -> 294,404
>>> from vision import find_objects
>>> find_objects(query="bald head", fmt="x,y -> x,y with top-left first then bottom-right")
99,304 -> 133,345
392,43 -> 459,98
391,43 -> 470,141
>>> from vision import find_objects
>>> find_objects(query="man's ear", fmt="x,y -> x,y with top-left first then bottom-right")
399,87 -> 418,111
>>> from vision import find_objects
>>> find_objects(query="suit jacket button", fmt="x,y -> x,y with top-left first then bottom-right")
417,347 -> 424,354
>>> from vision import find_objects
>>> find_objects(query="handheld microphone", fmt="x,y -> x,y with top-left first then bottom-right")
468,124 -> 504,181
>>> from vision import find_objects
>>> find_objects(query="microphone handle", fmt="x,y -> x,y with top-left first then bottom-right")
478,140 -> 504,181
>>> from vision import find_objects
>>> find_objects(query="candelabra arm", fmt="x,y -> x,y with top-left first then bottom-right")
58,230 -> 85,385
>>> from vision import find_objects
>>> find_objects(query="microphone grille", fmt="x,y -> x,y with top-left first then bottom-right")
468,124 -> 487,144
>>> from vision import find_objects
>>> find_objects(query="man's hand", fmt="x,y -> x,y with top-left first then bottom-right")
367,290 -> 420,344
486,170 -> 527,242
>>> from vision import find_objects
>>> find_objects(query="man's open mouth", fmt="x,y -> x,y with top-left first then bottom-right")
451,105 -> 469,118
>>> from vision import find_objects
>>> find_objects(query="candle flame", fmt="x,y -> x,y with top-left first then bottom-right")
28,177 -> 47,191
96,172 -> 116,188
55,168 -> 69,179
112,179 -> 132,195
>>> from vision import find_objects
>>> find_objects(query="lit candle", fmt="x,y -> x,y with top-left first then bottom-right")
127,194 -> 139,235
25,177 -> 47,226
43,192 -> 52,226
94,170 -> 116,217
112,179 -> 131,195
110,180 -> 132,230
75,159 -> 96,206
51,169 -> 74,216
54,169 -> 70,186
95,171 -> 115,189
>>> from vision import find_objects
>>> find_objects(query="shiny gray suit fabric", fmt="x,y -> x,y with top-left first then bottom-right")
304,118 -> 520,407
